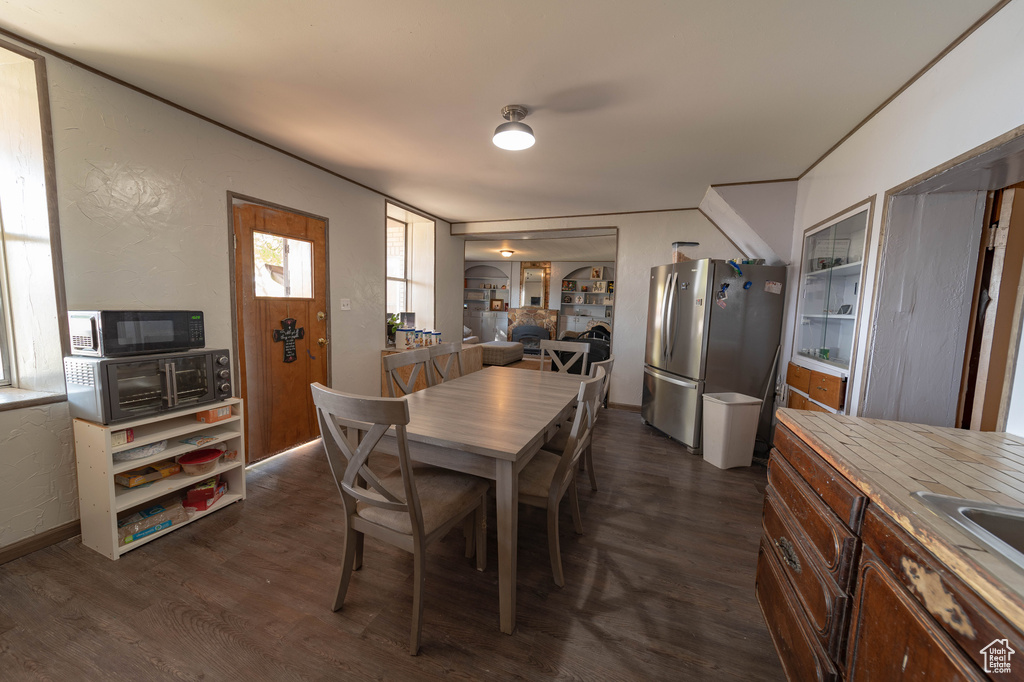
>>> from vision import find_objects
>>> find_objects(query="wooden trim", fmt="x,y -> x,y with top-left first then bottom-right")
890,123 -> 1024,197
0,520 -> 80,566
457,226 -> 618,239
799,0 -> 1013,181
710,178 -> 799,189
455,207 -> 699,226
0,29 -> 452,226
608,402 -> 640,413
695,207 -> 750,258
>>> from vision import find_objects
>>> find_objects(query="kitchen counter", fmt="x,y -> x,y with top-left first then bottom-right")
777,407 -> 1024,633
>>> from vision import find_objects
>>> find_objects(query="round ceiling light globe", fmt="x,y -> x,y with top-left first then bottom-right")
492,121 -> 536,150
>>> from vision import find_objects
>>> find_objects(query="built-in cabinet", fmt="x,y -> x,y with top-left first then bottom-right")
791,205 -> 869,412
558,265 -> 614,336
759,421 -> 1020,681
74,399 -> 246,560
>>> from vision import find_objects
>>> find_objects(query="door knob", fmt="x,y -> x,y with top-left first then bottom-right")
317,311 -> 326,321
318,338 -> 328,347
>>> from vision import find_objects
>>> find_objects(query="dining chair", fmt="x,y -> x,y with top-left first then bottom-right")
539,339 -> 591,374
428,341 -> 464,384
518,367 -> 605,587
575,355 -> 614,491
310,382 -> 488,655
383,347 -> 434,397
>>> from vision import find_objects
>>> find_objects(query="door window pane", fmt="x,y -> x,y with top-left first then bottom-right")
253,231 -> 313,298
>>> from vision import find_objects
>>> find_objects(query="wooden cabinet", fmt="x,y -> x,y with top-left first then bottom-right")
73,399 -> 246,560
785,362 -> 846,412
761,423 -> 1024,681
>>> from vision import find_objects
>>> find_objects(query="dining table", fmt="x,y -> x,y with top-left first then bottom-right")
377,365 -> 585,634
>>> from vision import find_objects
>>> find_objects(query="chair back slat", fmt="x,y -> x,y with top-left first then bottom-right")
311,383 -> 423,524
429,342 -> 464,383
383,347 -> 433,396
540,339 -> 591,374
589,355 -> 614,405
550,367 -> 605,486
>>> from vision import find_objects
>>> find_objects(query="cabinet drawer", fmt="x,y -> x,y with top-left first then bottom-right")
861,506 -> 1024,677
804,400 -> 830,413
788,391 -> 808,410
787,362 -> 812,393
773,425 -> 867,533
809,370 -> 845,410
763,490 -> 849,659
768,454 -> 859,588
756,539 -> 840,682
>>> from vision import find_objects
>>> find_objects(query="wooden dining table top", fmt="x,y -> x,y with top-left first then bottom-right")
400,366 -> 585,461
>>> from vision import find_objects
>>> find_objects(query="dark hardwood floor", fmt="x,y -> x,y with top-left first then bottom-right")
0,407 -> 783,681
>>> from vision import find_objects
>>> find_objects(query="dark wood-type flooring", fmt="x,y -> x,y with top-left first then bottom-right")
0,406 -> 784,681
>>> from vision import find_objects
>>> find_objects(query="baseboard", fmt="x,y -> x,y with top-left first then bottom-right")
0,520 -> 80,566
609,402 -> 641,413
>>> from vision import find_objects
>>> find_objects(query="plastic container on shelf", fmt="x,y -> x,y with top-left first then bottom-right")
701,393 -> 762,469
176,448 -> 222,476
672,241 -> 700,263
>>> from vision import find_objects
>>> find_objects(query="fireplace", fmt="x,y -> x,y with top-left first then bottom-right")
510,325 -> 550,355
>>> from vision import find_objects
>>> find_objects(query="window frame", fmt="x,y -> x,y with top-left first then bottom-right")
386,215 -> 410,315
0,275 -> 11,387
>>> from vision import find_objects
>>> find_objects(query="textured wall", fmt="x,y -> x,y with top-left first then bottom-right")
454,211 -> 742,405
0,39 -> 454,550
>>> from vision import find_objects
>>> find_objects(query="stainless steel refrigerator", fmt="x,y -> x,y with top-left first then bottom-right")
641,259 -> 786,450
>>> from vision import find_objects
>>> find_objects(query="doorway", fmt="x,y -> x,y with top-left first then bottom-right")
231,196 -> 330,463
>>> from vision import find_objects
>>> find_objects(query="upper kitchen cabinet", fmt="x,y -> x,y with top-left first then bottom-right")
794,205 -> 870,374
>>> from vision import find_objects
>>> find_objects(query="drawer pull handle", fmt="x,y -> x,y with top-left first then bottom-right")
775,536 -> 801,573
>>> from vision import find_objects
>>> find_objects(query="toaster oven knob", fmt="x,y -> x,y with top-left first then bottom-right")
217,355 -> 229,366
218,369 -> 230,379
219,383 -> 231,393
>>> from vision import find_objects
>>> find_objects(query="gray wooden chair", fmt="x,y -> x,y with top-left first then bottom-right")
383,347 -> 434,397
310,382 -> 488,655
428,341 -> 464,384
545,355 -> 614,491
518,367 -> 605,587
539,339 -> 590,374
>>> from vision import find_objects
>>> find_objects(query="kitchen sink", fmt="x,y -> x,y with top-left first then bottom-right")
913,491 -> 1024,573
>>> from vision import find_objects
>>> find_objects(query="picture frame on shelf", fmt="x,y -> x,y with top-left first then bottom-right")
562,294 -> 573,304
593,281 -> 606,293
574,295 -> 584,304
489,299 -> 504,311
562,280 -> 576,292
590,266 -> 603,280
603,296 -> 613,305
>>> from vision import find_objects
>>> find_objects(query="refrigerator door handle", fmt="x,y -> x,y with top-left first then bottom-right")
659,272 -> 672,358
644,365 -> 697,390
666,272 -> 679,359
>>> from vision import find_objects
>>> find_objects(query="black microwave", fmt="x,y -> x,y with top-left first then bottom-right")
64,349 -> 231,424
69,310 -> 205,357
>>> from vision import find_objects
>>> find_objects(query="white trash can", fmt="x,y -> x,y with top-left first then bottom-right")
702,392 -> 763,469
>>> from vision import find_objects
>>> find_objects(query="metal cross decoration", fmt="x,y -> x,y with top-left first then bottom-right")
273,317 -> 304,363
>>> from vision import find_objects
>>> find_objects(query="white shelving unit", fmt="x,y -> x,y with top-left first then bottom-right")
559,266 -> 614,335
73,398 -> 246,559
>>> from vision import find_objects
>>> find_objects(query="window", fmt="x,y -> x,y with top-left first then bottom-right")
0,41 -> 66,401
386,216 -> 408,314
253,231 -> 313,298
385,203 -> 435,339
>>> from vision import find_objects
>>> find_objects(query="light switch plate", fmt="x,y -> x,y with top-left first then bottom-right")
339,298 -> 351,311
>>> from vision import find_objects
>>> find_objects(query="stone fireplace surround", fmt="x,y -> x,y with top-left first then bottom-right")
508,308 -> 558,354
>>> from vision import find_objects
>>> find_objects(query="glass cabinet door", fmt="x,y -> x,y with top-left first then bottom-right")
795,207 -> 869,371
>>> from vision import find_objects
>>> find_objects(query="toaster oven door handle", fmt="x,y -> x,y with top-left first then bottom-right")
164,362 -> 178,407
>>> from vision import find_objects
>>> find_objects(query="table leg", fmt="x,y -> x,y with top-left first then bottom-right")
496,459 -> 518,634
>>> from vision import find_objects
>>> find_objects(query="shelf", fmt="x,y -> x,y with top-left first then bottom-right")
796,351 -> 851,371
112,413 -> 241,454
112,425 -> 243,475
100,397 -> 242,434
802,314 -> 856,320
115,459 -> 245,512
116,492 -> 244,555
804,262 -> 862,279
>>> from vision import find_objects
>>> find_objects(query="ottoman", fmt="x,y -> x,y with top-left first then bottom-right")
481,341 -> 524,366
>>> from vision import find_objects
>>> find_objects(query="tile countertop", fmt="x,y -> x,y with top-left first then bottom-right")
776,408 -> 1024,633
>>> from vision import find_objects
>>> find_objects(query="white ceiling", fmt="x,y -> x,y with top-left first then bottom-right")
0,1 -> 998,223
465,235 -> 617,262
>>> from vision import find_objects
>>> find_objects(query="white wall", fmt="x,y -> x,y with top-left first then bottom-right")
787,0 -> 1024,425
0,39 -> 456,550
714,182 -> 798,264
454,211 -> 742,406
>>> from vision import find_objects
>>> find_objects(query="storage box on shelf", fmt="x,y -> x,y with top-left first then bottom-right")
73,398 -> 246,559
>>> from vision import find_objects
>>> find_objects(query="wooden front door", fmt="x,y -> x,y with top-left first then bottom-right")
233,200 -> 329,463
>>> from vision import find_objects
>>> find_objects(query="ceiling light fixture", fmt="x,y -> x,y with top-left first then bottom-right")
493,105 -> 535,151
499,249 -> 515,258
